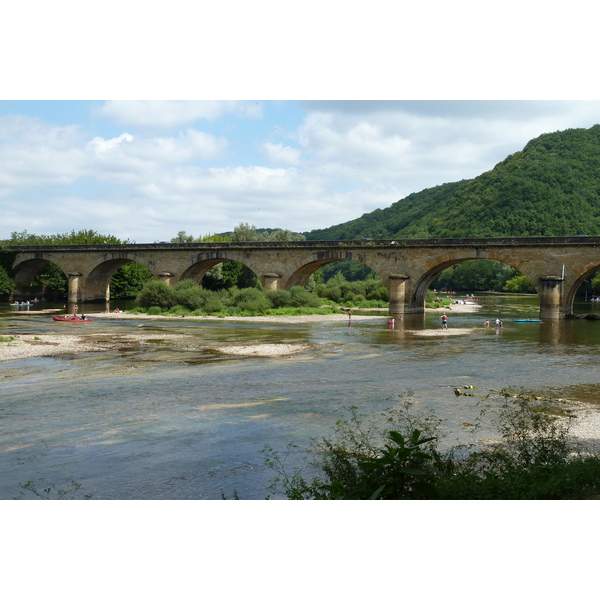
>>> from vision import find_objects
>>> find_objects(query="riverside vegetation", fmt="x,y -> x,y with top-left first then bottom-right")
255,393 -> 600,500
131,275 -> 393,317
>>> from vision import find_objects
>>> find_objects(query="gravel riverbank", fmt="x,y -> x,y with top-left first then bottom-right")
0,303 -> 482,362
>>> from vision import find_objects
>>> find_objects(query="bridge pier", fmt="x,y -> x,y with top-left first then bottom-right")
67,273 -> 83,303
539,276 -> 564,320
388,274 -> 411,319
263,273 -> 282,291
157,272 -> 175,285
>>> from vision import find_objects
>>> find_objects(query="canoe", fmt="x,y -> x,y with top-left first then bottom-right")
513,319 -> 542,322
52,317 -> 93,322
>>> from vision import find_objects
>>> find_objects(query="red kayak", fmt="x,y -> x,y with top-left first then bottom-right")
52,316 -> 93,322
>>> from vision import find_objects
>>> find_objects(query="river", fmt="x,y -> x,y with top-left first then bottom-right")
2,293 -> 600,499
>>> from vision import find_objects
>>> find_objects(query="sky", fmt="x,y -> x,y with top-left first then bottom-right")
2,3 -> 599,245
2,99 -> 600,243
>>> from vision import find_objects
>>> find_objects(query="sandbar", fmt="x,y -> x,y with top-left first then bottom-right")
0,302 -> 483,362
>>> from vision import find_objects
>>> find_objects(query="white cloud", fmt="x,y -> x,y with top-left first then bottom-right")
261,142 -> 302,165
96,100 -> 262,130
88,132 -> 133,154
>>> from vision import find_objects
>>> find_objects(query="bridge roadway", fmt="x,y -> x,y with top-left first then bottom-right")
8,236 -> 600,319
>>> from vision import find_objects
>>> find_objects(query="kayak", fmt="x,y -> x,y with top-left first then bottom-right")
514,318 -> 542,322
52,317 -> 93,322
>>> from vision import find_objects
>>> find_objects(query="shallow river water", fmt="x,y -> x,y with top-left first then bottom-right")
2,294 -> 600,499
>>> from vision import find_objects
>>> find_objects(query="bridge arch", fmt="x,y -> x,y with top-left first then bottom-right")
407,254 -> 540,311
286,252 -> 388,289
12,257 -> 64,288
180,256 -> 263,291
564,264 -> 600,317
85,258 -> 152,302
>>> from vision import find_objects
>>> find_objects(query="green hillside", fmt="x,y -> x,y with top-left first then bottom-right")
305,125 -> 600,240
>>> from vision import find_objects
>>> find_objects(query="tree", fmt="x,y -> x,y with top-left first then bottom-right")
171,231 -> 194,243
503,274 -> 536,293
0,266 -> 15,296
137,280 -> 176,308
9,229 -> 128,245
267,229 -> 306,242
30,264 -> 67,299
232,222 -> 261,242
111,262 -> 154,299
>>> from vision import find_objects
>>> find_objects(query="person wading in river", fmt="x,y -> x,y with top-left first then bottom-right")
442,313 -> 448,330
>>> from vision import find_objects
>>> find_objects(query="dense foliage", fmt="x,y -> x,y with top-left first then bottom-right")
305,125 -> 600,240
432,259 -> 535,293
110,263 -> 154,299
0,266 -> 15,296
134,278 -> 330,316
134,269 -> 392,315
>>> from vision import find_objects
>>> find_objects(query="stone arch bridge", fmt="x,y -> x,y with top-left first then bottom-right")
9,236 -> 600,319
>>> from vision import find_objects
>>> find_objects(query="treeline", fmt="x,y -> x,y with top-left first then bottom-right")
305,125 -> 600,240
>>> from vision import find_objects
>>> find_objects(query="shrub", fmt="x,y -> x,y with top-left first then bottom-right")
202,291 -> 225,313
288,286 -> 320,307
173,286 -> 205,310
168,305 -> 191,315
503,274 -> 536,293
364,278 -> 389,301
316,283 -> 342,302
136,280 -> 176,308
262,393 -> 600,500
231,287 -> 270,312
266,289 -> 292,308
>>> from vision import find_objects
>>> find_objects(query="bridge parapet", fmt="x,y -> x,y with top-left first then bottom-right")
7,235 -> 600,254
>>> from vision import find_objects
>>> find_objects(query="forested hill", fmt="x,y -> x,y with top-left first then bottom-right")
304,125 -> 600,240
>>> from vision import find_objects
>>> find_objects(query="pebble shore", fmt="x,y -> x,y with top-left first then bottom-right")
0,302 -> 490,362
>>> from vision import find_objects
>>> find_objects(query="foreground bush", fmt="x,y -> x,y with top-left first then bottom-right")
260,394 -> 600,500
